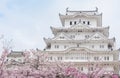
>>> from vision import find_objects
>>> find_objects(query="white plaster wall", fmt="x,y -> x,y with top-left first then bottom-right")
105,66 -> 114,72
47,53 -> 114,74
47,52 -> 113,62
67,32 -> 94,40
82,67 -> 89,74
82,66 -> 114,74
88,43 -> 109,51
89,54 -> 113,61
49,42 -> 76,51
47,41 -> 110,51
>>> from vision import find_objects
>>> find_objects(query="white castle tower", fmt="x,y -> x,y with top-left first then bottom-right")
43,8 -> 119,74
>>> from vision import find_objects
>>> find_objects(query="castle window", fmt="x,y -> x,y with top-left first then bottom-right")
6,59 -> 8,61
89,67 -> 93,71
85,35 -> 89,39
83,21 -> 85,24
58,57 -> 62,60
74,21 -> 77,25
55,45 -> 59,48
108,44 -> 113,51
104,57 -> 106,60
108,44 -> 112,48
81,67 -> 83,71
71,35 -> 75,38
107,56 -> 109,60
104,56 -> 109,61
78,30 -> 82,32
100,45 -> 104,48
94,57 -> 99,60
87,21 -> 90,25
70,21 -> 72,25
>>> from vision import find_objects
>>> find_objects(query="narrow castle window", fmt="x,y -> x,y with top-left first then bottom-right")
78,30 -> 82,32
108,44 -> 113,51
107,56 -> 109,60
70,21 -> 72,25
104,57 -> 106,60
81,67 -> 83,71
83,21 -> 85,24
74,21 -> 77,25
87,21 -> 90,25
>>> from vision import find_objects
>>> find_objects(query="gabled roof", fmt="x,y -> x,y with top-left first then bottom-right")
51,26 -> 109,37
65,47 -> 95,54
88,32 -> 107,40
52,32 -> 72,40
72,12 -> 97,18
44,47 -> 119,54
7,51 -> 24,57
66,7 -> 99,15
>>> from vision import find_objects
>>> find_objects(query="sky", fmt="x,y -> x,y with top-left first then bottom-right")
0,0 -> 120,51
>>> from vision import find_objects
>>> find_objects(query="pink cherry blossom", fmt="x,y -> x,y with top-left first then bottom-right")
0,49 -> 118,78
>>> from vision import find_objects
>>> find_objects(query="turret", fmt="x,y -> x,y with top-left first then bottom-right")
59,8 -> 102,27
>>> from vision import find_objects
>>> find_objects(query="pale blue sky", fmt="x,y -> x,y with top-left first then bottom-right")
0,0 -> 120,51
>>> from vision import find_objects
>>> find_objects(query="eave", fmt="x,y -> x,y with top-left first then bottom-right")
42,47 -> 119,54
44,38 -> 115,45
51,26 -> 109,37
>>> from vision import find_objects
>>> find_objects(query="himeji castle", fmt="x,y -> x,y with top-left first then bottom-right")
43,8 -> 120,74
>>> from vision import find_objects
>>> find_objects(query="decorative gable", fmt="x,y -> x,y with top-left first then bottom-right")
73,12 -> 90,18
52,33 -> 72,40
88,32 -> 107,40
70,23 -> 90,29
65,47 -> 95,54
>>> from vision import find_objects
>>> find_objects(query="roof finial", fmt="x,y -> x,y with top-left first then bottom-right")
66,7 -> 69,15
66,7 -> 69,12
96,7 -> 98,12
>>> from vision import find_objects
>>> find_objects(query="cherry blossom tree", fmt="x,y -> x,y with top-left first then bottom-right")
0,48 -> 118,78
